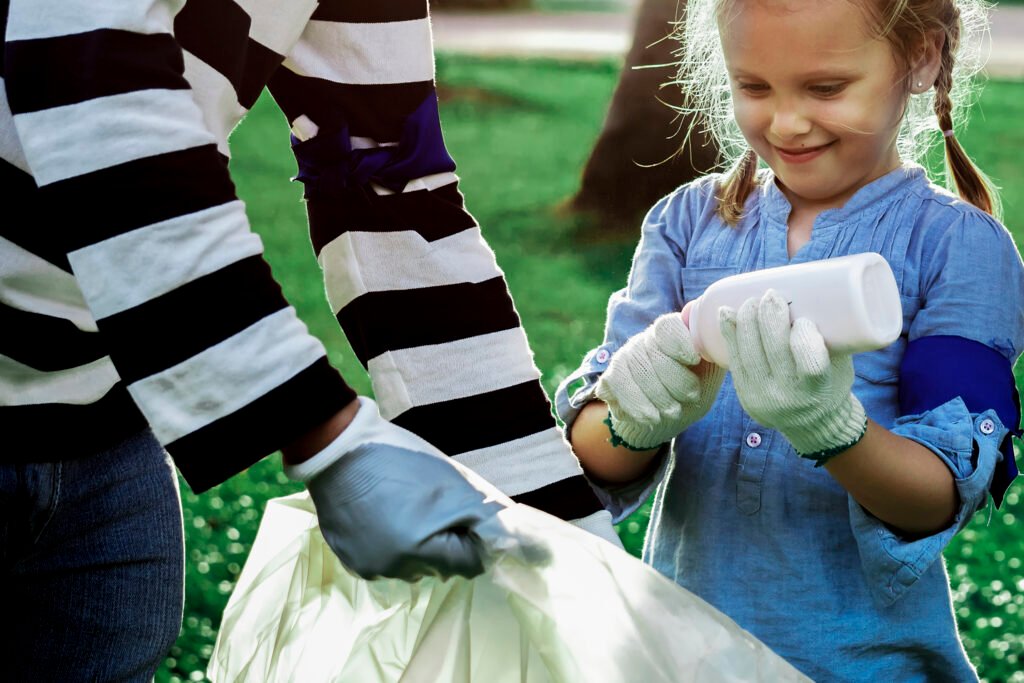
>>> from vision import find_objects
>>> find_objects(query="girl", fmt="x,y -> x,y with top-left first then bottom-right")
555,0 -> 1024,679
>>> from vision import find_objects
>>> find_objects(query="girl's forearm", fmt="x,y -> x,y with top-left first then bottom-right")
824,418 -> 958,536
569,400 -> 661,484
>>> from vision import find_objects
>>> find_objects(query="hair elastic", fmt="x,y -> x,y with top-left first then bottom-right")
942,129 -> 955,137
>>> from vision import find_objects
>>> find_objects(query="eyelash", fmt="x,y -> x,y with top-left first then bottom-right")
809,83 -> 847,97
737,83 -> 769,94
735,83 -> 848,97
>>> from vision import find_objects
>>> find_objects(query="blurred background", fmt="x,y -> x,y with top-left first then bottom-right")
160,1 -> 1024,680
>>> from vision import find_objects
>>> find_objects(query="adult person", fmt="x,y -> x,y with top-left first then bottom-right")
0,0 -> 618,680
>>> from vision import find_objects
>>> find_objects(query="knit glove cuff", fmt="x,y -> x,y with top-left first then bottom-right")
780,393 -> 868,462
595,312 -> 724,450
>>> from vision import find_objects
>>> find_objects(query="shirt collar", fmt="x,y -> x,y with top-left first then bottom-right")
758,163 -> 928,228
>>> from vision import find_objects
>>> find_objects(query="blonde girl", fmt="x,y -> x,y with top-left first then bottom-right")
555,0 -> 1024,679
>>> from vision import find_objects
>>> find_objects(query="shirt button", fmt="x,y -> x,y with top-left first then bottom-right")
595,348 -> 611,364
979,418 -> 996,436
745,432 -> 762,448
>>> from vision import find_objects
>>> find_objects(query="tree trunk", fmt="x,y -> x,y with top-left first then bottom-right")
570,0 -> 719,233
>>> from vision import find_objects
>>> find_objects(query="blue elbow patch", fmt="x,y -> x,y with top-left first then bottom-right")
900,335 -> 1022,507
290,92 -> 456,197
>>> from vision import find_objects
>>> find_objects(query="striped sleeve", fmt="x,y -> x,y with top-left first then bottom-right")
3,0 -> 355,490
265,0 -> 615,535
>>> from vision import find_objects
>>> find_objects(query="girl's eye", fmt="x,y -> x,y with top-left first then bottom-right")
809,83 -> 846,97
737,82 -> 769,94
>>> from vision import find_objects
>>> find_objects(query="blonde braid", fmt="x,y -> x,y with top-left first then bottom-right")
932,6 -> 996,215
715,148 -> 759,225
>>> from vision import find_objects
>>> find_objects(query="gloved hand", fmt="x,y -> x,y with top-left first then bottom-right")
718,290 -> 867,462
595,312 -> 725,450
285,397 -> 505,581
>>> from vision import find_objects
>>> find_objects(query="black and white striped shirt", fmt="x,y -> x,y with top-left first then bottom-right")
1,0 -> 611,536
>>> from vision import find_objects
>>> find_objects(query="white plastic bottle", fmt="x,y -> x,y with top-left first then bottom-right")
685,252 -> 903,369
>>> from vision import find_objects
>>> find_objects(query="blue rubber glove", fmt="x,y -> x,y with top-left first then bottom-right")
285,397 -> 505,581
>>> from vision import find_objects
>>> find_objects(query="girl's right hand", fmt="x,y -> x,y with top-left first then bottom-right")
595,312 -> 725,450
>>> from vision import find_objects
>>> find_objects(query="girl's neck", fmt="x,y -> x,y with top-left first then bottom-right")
778,180 -> 860,220
786,208 -> 816,259
777,157 -> 905,258
780,185 -> 836,259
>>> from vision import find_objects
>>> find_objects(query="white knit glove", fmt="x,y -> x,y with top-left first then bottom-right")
595,312 -> 725,450
718,290 -> 867,462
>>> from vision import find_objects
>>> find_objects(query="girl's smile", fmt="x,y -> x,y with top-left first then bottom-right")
772,141 -> 836,164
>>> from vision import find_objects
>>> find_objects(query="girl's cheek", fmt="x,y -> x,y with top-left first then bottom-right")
731,100 -> 759,127
831,90 -> 887,120
814,100 -> 859,129
733,111 -> 763,142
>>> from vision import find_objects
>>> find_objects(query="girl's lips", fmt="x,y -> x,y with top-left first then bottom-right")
774,141 -> 834,164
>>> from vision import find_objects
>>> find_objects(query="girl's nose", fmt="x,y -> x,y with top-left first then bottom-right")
769,106 -> 813,141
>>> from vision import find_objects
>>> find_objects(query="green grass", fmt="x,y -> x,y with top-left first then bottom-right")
160,58 -> 1024,682
529,0 -> 632,13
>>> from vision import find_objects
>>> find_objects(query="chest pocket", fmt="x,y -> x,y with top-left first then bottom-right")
681,266 -> 740,306
852,294 -> 921,384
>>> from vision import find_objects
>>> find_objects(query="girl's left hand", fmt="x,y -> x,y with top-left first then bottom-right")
718,290 -> 867,463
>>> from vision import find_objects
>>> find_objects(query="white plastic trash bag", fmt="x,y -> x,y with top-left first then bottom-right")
209,478 -> 810,683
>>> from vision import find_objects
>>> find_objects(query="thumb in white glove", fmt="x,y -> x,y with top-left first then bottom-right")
286,397 -> 506,581
595,312 -> 725,450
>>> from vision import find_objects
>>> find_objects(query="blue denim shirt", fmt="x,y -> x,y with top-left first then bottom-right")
555,165 -> 1024,682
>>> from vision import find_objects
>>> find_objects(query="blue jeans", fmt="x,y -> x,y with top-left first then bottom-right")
0,429 -> 184,682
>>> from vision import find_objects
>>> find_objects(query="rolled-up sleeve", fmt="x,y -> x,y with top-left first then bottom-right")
849,397 -> 1009,606
554,347 -> 612,431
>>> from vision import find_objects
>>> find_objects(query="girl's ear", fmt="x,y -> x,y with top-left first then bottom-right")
910,31 -> 945,94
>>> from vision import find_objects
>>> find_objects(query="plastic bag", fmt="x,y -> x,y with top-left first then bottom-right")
209,485 -> 810,682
